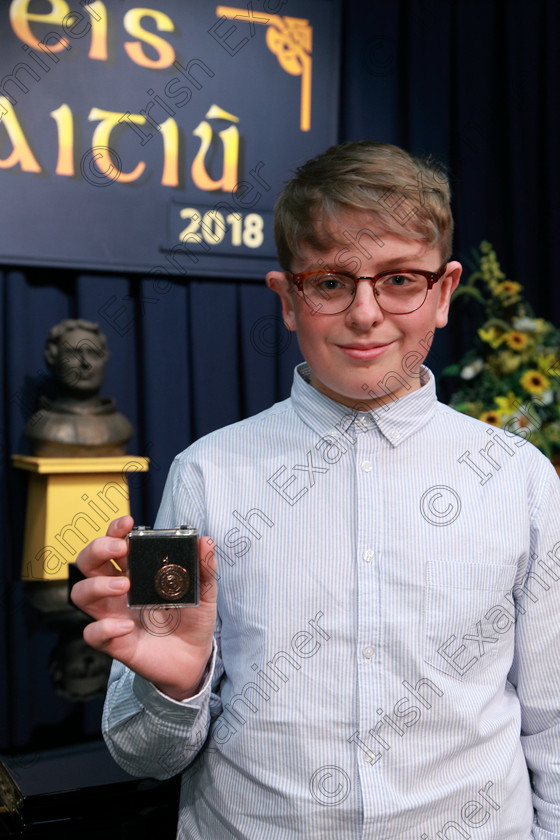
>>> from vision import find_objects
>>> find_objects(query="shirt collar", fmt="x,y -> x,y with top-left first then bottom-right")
291,362 -> 438,447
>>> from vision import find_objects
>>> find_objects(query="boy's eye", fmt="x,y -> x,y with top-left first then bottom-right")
308,273 -> 352,292
384,273 -> 413,286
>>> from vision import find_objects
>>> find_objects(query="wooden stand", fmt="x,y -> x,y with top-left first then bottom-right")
12,456 -> 149,581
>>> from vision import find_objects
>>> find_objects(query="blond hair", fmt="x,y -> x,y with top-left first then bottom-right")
274,141 -> 454,270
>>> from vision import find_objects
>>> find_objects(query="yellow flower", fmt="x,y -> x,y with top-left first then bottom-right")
504,331 -> 529,351
478,326 -> 505,349
534,318 -> 552,335
494,392 -> 519,414
497,351 -> 523,373
537,353 -> 557,375
479,411 -> 503,426
493,281 -> 522,297
480,255 -> 505,286
520,369 -> 551,395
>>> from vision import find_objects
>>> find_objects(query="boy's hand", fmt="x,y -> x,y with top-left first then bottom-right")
70,516 -> 217,701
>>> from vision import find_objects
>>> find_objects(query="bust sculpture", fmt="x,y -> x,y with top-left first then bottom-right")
25,319 -> 133,456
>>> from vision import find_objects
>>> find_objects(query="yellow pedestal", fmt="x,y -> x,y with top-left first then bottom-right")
12,455 -> 149,581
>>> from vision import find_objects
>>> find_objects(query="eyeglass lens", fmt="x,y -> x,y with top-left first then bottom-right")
303,272 -> 430,314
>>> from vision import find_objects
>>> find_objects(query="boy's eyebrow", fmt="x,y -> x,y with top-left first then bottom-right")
319,253 -> 430,272
369,255 -> 430,271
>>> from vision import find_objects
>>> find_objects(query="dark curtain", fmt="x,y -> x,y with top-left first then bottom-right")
341,0 -> 560,371
0,268 -> 302,748
2,0 -> 559,752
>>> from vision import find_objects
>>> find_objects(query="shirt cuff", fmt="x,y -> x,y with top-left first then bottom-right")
132,641 -> 217,722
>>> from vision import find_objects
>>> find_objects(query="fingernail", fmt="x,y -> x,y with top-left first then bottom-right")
109,577 -> 127,591
108,539 -> 123,553
116,620 -> 134,632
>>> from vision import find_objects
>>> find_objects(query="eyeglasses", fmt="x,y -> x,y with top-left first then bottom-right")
289,263 -> 448,315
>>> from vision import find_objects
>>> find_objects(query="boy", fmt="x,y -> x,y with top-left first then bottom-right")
72,141 -> 560,839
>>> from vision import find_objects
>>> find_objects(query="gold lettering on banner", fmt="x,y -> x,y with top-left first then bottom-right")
89,107 -> 179,186
191,104 -> 239,192
50,103 -> 74,175
9,0 -> 71,53
159,116 -> 179,186
85,1 -> 108,62
0,95 -> 41,171
123,7 -> 176,69
88,107 -> 146,183
215,8 -> 312,132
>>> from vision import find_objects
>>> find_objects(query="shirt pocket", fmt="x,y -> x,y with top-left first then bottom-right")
424,560 -> 516,682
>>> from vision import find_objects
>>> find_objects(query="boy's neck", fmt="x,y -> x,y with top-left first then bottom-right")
308,368 -> 426,412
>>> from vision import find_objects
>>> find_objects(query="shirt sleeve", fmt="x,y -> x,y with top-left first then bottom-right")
509,458 -> 560,837
102,636 -> 224,779
101,451 -> 225,779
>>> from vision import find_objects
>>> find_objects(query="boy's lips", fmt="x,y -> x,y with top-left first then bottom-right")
336,340 -> 396,360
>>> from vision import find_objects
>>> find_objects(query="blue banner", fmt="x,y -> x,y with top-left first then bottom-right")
0,0 -> 340,278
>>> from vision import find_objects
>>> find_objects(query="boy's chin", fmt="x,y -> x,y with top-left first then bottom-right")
310,372 -> 422,409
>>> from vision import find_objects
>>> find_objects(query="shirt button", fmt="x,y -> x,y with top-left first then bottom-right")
363,549 -> 374,562
362,646 -> 374,659
360,461 -> 373,472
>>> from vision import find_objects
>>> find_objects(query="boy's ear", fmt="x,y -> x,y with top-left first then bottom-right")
266,271 -> 297,331
435,261 -> 462,328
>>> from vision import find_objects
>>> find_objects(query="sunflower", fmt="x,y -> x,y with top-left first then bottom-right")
441,242 -> 560,457
479,411 -> 503,426
519,369 -> 551,395
504,331 -> 529,351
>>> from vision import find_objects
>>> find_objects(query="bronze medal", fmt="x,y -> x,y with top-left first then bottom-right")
154,555 -> 189,600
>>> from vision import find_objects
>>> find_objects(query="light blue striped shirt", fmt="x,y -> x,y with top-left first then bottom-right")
103,364 -> 560,840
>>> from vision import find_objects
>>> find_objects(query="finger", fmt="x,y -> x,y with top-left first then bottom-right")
199,536 -> 218,602
75,536 -> 128,577
102,515 -> 134,572
71,575 -> 130,617
105,515 -> 134,539
83,616 -> 135,652
76,516 -> 134,577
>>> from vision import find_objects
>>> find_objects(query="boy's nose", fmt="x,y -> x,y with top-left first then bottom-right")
346,279 -> 385,327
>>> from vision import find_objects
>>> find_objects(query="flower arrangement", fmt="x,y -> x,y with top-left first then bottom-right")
440,242 -> 560,457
